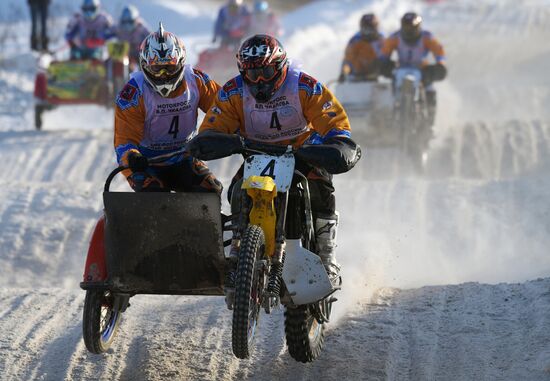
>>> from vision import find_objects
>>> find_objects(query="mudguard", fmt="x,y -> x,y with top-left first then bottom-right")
282,239 -> 334,305
103,192 -> 225,295
82,216 -> 108,283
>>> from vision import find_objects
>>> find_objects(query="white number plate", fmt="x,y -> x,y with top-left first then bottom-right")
244,153 -> 295,192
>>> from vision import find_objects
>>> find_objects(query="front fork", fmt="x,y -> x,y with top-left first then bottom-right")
228,176 -> 289,313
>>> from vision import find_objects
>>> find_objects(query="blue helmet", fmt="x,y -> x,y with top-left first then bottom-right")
120,5 -> 139,31
82,0 -> 100,20
253,1 -> 269,13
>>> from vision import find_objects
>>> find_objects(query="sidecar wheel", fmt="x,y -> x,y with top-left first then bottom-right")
82,290 -> 122,354
285,304 -> 325,363
232,225 -> 265,359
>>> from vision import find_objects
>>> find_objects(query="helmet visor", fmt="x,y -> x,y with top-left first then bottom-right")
82,6 -> 97,19
243,65 -> 277,83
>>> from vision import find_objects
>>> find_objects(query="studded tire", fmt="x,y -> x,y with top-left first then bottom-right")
284,304 -> 325,363
232,225 -> 265,359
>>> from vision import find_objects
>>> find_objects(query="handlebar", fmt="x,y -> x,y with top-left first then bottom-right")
242,139 -> 293,157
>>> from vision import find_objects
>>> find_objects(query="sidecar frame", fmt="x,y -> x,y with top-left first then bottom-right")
80,167 -> 228,296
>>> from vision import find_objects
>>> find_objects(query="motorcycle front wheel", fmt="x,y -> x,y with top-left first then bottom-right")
82,290 -> 122,354
232,225 -> 265,359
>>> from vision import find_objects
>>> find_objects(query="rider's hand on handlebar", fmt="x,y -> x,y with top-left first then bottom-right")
188,132 -> 245,160
128,152 -> 149,172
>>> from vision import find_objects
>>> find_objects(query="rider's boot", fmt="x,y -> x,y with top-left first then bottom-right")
426,90 -> 437,126
315,213 -> 342,287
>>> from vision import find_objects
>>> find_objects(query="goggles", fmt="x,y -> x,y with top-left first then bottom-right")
147,64 -> 180,78
243,65 -> 277,84
82,6 -> 97,13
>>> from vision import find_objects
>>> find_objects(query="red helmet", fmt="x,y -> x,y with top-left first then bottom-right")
401,12 -> 423,44
237,34 -> 288,102
360,13 -> 379,40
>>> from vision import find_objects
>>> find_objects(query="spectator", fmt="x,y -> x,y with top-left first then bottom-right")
28,0 -> 50,52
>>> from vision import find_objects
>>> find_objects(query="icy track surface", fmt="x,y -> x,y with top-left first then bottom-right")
2,0 -> 550,380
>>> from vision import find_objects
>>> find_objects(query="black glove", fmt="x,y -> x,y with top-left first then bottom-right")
127,152 -> 149,172
187,131 -> 245,161
422,63 -> 447,85
380,59 -> 396,78
296,137 -> 362,174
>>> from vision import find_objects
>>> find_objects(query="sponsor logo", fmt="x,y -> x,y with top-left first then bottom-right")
323,101 -> 333,110
241,44 -> 271,58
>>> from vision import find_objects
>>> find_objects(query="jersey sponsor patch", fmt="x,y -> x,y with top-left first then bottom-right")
298,73 -> 323,96
116,78 -> 141,110
219,77 -> 243,102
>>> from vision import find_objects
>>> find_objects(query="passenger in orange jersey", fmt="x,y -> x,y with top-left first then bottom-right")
339,13 -> 384,82
187,35 -> 361,283
380,12 -> 447,120
114,23 -> 222,193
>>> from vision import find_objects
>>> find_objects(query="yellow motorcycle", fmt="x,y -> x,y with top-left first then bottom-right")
226,140 -> 338,362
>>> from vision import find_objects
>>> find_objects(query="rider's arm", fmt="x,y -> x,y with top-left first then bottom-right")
193,68 -> 222,113
299,73 -> 351,139
102,13 -> 117,40
423,34 -> 446,65
199,78 -> 244,134
114,82 -> 146,176
379,34 -> 399,60
65,14 -> 80,43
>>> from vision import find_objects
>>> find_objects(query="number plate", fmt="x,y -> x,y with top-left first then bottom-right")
244,153 -> 295,192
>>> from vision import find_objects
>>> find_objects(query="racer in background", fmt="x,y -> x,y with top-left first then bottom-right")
379,12 -> 447,123
213,0 -> 251,47
114,24 -> 223,194
339,13 -> 384,82
188,35 -> 361,284
65,0 -> 116,60
116,5 -> 150,66
248,1 -> 282,38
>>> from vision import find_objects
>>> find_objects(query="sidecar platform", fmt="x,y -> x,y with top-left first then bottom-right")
101,192 -> 226,296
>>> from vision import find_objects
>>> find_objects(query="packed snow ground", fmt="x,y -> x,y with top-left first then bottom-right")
1,0 -> 550,380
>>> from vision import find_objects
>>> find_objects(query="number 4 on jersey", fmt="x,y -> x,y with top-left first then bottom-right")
269,112 -> 282,131
168,115 -> 179,139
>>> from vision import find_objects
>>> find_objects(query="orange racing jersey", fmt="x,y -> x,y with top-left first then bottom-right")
342,32 -> 384,77
199,67 -> 351,147
381,30 -> 445,68
114,66 -> 221,175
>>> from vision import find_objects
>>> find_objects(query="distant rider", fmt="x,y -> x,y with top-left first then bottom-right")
65,0 -> 116,60
213,0 -> 251,47
379,12 -> 447,123
248,1 -> 282,38
339,13 -> 384,82
114,24 -> 223,194
116,5 -> 150,66
188,34 -> 361,285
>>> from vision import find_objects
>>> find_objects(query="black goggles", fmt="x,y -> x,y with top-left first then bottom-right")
243,65 -> 277,83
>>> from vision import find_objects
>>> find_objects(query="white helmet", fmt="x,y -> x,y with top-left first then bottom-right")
139,23 -> 186,97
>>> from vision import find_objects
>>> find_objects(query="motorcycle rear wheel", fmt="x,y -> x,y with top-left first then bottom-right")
232,225 -> 265,359
285,304 -> 325,363
82,290 -> 122,354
